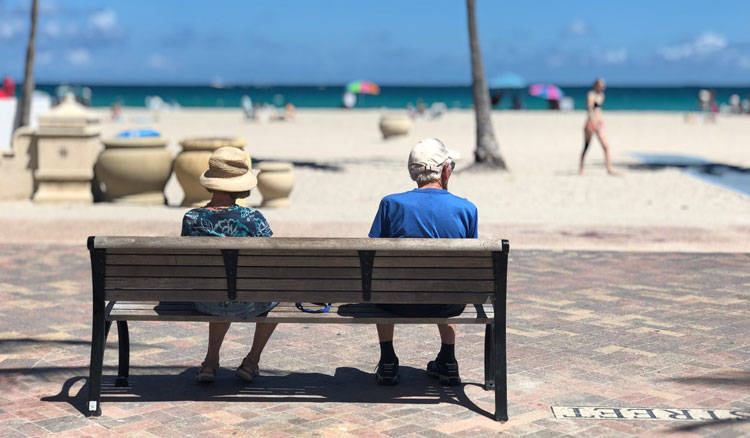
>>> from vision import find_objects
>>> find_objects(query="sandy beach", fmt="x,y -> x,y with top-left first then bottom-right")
3,108 -> 748,251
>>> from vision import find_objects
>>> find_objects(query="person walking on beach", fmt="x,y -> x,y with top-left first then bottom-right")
580,78 -> 617,175
181,147 -> 278,384
368,138 -> 478,386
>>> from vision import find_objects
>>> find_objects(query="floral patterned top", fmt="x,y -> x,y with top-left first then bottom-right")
181,205 -> 273,238
181,205 -> 275,318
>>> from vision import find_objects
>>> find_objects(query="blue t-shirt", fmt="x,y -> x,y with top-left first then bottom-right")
368,188 -> 478,238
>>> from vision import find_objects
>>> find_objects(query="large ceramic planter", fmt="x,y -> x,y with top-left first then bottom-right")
95,136 -> 172,204
174,137 -> 247,207
379,113 -> 412,139
257,161 -> 294,208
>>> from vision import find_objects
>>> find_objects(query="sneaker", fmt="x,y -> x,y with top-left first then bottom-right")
375,359 -> 399,386
426,359 -> 461,385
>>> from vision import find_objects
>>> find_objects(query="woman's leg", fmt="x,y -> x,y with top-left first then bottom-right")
243,322 -> 278,365
580,128 -> 593,174
595,130 -> 617,175
203,322 -> 231,371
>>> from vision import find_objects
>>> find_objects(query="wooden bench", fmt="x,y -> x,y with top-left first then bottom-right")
86,236 -> 509,420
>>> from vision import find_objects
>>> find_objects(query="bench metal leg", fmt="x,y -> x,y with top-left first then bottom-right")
115,321 -> 130,387
484,323 -> 495,390
493,305 -> 508,422
87,299 -> 106,417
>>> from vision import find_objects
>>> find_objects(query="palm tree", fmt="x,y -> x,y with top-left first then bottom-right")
13,0 -> 38,131
466,0 -> 507,169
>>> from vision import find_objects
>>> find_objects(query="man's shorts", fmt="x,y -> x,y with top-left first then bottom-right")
375,303 -> 466,318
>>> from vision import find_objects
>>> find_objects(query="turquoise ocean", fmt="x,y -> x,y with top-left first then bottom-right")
36,84 -> 750,111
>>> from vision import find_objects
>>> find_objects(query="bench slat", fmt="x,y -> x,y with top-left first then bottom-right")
374,257 -> 492,268
106,266 -> 363,279
104,289 -> 493,303
107,255 -> 362,267
107,301 -> 494,324
372,267 -> 492,280
94,236 -> 507,252
105,278 -> 364,290
372,279 -> 494,292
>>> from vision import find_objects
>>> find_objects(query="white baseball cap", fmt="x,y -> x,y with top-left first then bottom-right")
408,138 -> 461,180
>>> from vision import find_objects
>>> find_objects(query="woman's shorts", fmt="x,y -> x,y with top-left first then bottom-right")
194,301 -> 278,319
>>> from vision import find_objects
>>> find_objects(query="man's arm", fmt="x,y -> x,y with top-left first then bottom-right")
368,199 -> 388,238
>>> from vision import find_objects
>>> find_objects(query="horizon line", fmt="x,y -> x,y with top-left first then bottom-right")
31,81 -> 750,89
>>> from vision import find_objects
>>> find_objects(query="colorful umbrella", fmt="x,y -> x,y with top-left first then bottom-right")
490,72 -> 526,89
528,83 -> 564,101
347,80 -> 380,95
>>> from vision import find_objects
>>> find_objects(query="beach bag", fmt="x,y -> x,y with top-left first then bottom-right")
295,302 -> 331,313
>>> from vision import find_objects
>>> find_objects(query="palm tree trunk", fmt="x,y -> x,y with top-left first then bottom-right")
13,0 -> 38,131
466,0 -> 507,169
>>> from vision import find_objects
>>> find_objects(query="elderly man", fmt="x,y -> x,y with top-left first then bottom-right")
369,138 -> 478,386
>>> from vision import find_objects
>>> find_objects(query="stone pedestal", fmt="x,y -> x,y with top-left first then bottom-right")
379,113 -> 412,139
257,161 -> 294,208
95,136 -> 172,204
32,94 -> 100,204
174,137 -> 247,207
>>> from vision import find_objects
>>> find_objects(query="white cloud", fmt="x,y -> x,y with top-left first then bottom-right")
42,21 -> 62,38
567,20 -> 588,37
147,54 -> 171,70
87,9 -> 120,38
693,32 -> 727,54
600,48 -> 628,64
67,48 -> 91,66
0,18 -> 24,40
37,51 -> 54,65
660,32 -> 728,61
738,56 -> 750,70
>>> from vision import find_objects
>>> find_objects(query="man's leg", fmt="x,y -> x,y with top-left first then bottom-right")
427,323 -> 461,385
375,324 -> 399,385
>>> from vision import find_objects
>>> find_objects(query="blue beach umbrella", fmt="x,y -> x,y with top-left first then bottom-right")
490,72 -> 526,89
116,129 -> 161,138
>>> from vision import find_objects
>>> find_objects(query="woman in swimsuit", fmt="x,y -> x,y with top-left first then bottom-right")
580,78 -> 616,175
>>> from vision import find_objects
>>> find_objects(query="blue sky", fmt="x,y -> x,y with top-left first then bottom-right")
1,0 -> 749,85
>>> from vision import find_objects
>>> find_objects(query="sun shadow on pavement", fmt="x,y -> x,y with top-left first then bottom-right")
42,365 -> 495,419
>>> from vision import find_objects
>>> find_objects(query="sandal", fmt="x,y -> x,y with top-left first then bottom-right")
236,357 -> 259,382
196,359 -> 218,384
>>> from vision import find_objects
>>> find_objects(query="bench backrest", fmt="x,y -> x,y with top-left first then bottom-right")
89,237 -> 509,305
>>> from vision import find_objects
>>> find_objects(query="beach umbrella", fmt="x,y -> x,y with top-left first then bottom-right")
490,72 -> 526,89
347,80 -> 380,95
528,83 -> 564,101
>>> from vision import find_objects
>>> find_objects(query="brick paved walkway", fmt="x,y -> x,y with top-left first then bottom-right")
0,244 -> 748,437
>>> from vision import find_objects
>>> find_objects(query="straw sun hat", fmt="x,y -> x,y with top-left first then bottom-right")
199,147 -> 257,193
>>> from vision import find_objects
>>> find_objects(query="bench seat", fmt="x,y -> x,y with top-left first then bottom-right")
108,301 -> 495,324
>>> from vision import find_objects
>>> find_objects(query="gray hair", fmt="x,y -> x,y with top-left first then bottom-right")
410,164 -> 444,184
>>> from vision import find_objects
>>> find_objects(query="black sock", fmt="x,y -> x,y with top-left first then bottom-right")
379,341 -> 398,363
437,343 -> 456,363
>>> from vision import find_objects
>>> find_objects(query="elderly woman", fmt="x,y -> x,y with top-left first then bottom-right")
580,78 -> 617,175
181,147 -> 277,383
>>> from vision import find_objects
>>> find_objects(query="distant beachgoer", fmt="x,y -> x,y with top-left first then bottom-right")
729,94 -> 741,114
110,102 -> 123,122
512,94 -> 524,110
491,91 -> 503,107
0,76 -> 15,98
698,89 -> 710,112
342,92 -> 356,109
285,102 -> 296,120
580,78 -> 616,175
241,95 -> 254,119
183,147 -> 279,384
708,90 -> 719,113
